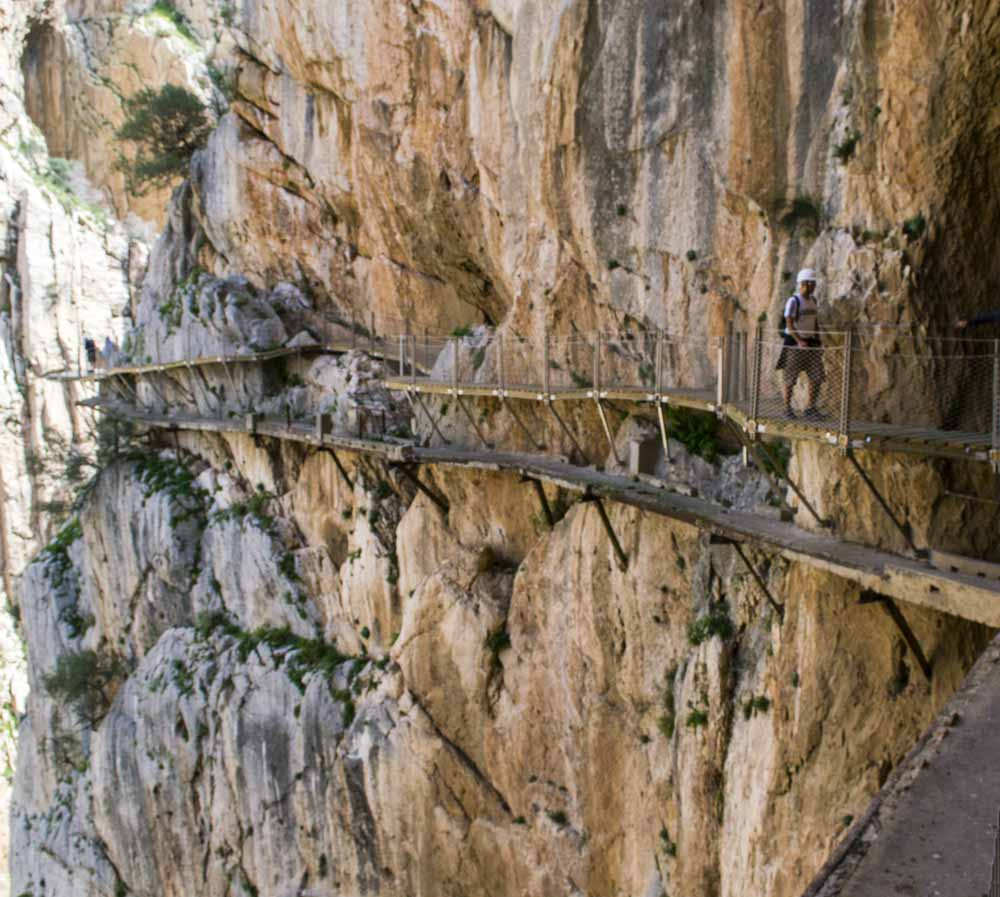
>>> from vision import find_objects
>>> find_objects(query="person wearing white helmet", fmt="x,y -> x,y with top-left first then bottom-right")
776,268 -> 824,419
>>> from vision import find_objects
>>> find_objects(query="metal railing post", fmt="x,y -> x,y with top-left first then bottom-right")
839,329 -> 854,454
655,329 -> 664,395
369,312 -> 375,356
740,331 -> 749,402
452,337 -> 459,392
498,332 -> 505,392
992,339 -> 1000,472
716,336 -> 725,409
749,324 -> 763,432
543,327 -> 550,397
410,333 -> 417,385
593,332 -> 602,393
723,323 -> 733,404
398,333 -> 405,378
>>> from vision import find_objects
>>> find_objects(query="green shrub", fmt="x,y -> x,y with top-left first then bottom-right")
685,707 -> 708,729
115,84 -> 212,194
832,130 -> 861,162
687,601 -> 735,645
779,195 -> 823,234
43,650 -> 121,726
666,407 -> 721,463
742,694 -> 771,719
41,518 -> 83,590
148,1 -> 199,44
902,213 -> 926,240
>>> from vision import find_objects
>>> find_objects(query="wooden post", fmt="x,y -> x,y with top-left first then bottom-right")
839,328 -> 854,454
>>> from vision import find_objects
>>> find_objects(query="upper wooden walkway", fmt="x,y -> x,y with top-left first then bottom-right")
90,400 -> 1000,628
55,324 -> 1000,465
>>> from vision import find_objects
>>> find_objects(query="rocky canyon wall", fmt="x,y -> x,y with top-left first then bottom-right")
5,1 -> 1000,896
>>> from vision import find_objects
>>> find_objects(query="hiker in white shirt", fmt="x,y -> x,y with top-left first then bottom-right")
776,268 -> 824,419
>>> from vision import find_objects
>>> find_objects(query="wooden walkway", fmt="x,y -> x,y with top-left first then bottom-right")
805,634 -> 1000,897
52,337 -> 999,463
94,401 -> 1000,627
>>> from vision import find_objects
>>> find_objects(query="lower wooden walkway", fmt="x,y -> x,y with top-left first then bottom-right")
96,402 -> 1000,628
805,633 -> 1000,897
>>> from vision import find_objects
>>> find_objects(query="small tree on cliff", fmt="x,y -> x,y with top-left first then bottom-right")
114,83 -> 212,194
43,649 -> 123,726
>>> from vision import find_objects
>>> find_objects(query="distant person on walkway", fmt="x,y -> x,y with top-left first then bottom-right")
776,268 -> 824,419
84,337 -> 96,371
955,310 -> 1000,329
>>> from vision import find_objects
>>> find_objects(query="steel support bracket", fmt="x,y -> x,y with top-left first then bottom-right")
521,476 -> 555,529
581,491 -> 628,569
546,399 -> 591,466
391,463 -> 450,514
858,590 -> 933,681
846,448 -> 927,559
709,533 -> 785,620
594,397 -> 622,465
316,446 -> 354,491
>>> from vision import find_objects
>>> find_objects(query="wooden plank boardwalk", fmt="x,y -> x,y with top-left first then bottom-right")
804,634 -> 1000,897
94,401 -> 1000,627
53,340 -> 997,462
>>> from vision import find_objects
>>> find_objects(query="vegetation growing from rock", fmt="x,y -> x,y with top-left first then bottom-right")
43,649 -> 122,726
687,601 -> 735,645
114,84 -> 211,194
40,518 -> 83,591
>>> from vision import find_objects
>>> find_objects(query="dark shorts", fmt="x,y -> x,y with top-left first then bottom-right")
776,336 -> 824,386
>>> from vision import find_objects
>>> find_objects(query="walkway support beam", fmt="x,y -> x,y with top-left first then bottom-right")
522,476 -> 554,528
456,395 -> 493,450
392,463 -> 450,514
846,448 -> 926,559
710,534 -> 784,620
317,446 -> 354,491
581,492 -> 628,570
411,392 -> 450,445
757,437 -> 829,527
858,590 -> 933,681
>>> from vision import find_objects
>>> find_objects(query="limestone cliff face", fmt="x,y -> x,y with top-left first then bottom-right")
7,2 -> 1000,897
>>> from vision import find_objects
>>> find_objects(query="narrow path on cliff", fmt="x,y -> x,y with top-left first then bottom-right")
805,634 -> 1000,897
86,400 -> 1000,627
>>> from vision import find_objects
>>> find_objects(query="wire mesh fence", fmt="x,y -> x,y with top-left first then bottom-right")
387,329 -> 721,398
848,341 -> 997,438
752,334 -> 847,426
721,327 -> 1000,451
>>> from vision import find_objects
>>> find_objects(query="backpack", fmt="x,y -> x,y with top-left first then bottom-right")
778,295 -> 800,336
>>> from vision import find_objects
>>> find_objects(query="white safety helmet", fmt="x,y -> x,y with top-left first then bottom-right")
796,268 -> 817,284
